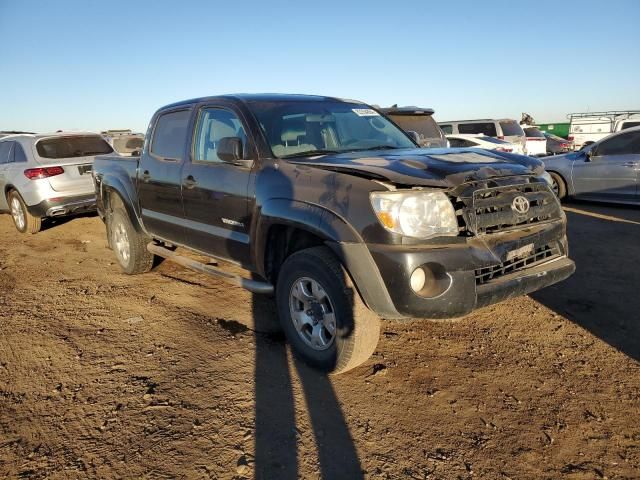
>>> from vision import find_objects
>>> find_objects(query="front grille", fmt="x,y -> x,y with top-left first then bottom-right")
474,243 -> 560,285
453,182 -> 561,236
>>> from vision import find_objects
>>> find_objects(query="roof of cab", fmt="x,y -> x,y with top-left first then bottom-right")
381,106 -> 435,116
0,131 -> 104,142
159,93 -> 368,111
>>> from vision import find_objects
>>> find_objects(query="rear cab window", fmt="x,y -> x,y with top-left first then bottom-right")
150,110 -> 191,160
620,121 -> 640,130
499,121 -> 525,137
524,127 -> 545,138
36,136 -> 113,159
389,115 -> 443,139
458,122 -> 497,136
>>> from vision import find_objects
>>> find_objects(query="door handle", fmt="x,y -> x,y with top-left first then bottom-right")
141,170 -> 151,182
183,175 -> 197,189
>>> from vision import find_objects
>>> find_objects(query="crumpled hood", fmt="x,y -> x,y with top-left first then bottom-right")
288,147 -> 544,187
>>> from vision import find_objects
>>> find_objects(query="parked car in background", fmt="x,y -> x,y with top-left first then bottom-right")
544,132 -> 574,155
380,106 -> 448,148
568,111 -> 640,150
0,132 -> 113,233
101,129 -> 144,156
522,126 -> 548,157
93,93 -> 573,374
543,126 -> 640,204
0,131 -> 35,139
446,134 -> 524,154
438,119 -> 527,153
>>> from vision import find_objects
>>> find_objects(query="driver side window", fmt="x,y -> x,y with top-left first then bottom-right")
596,132 -> 640,156
194,108 -> 248,163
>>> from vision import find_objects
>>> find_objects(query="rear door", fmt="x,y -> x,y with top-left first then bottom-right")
572,130 -> 640,200
138,108 -> 192,245
180,103 -> 255,266
0,142 -> 12,210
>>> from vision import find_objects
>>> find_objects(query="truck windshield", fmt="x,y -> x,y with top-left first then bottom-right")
248,101 -> 415,158
36,135 -> 113,159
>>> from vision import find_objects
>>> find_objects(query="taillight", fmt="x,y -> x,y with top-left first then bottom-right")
560,143 -> 568,147
24,166 -> 65,180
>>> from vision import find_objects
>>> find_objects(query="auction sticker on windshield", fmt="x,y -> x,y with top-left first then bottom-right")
352,108 -> 380,117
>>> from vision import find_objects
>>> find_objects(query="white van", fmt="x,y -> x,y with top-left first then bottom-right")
568,111 -> 640,149
438,119 -> 526,153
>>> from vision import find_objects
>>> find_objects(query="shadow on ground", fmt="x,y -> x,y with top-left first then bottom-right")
531,200 -> 640,362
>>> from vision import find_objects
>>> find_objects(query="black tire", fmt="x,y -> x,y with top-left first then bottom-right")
276,246 -> 380,374
108,208 -> 154,274
549,172 -> 567,199
8,190 -> 41,234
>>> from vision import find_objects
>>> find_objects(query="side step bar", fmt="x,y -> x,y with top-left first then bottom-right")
147,243 -> 274,295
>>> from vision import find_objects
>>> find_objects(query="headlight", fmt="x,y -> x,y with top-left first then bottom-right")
370,190 -> 458,239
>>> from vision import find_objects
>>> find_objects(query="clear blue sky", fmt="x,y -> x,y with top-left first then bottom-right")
1,0 -> 639,132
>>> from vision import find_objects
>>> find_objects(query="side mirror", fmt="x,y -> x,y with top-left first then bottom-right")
217,137 -> 243,163
585,148 -> 598,161
406,130 -> 420,144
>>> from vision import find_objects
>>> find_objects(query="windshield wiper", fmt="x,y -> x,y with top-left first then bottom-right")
351,145 -> 398,152
280,149 -> 339,159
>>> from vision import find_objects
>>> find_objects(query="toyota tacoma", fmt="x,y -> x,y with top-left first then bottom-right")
93,94 -> 575,373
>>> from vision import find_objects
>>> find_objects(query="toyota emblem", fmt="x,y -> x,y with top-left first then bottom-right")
512,196 -> 530,215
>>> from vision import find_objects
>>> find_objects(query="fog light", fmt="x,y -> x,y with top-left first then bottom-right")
410,267 -> 426,293
410,263 -> 452,298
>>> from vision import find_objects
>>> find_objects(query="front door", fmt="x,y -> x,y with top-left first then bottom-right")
180,104 -> 255,267
572,130 -> 640,201
137,108 -> 192,245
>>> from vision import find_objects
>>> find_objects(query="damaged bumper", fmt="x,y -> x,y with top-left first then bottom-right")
332,219 -> 575,320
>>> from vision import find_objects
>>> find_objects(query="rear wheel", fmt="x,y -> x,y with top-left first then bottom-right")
108,208 -> 154,274
549,172 -> 567,199
276,246 -> 380,374
8,190 -> 41,234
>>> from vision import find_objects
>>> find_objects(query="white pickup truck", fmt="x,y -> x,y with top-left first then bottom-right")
568,111 -> 640,149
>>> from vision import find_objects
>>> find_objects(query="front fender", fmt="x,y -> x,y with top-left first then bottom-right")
253,198 -> 363,275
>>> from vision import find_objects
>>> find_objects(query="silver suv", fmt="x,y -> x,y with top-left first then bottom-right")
0,132 -> 113,233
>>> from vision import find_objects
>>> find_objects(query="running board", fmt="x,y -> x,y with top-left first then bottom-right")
147,243 -> 274,295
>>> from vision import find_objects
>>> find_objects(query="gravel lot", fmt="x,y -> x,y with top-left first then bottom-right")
0,201 -> 639,479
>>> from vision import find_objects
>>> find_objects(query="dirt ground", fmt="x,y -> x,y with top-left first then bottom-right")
0,201 -> 639,479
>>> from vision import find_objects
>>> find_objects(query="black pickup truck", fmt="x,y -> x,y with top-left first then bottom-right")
93,94 -> 575,373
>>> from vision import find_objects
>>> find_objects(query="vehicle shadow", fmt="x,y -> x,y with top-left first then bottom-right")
530,200 -> 640,362
251,302 -> 363,479
40,211 -> 98,232
223,161 -> 363,478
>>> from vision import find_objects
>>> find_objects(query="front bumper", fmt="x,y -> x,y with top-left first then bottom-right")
27,194 -> 96,218
335,219 -> 575,319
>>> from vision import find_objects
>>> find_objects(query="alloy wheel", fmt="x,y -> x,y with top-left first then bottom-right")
289,277 -> 337,351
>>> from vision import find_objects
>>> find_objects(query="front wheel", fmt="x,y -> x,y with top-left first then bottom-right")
8,190 -> 41,234
108,208 -> 155,274
276,246 -> 380,374
549,172 -> 567,199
